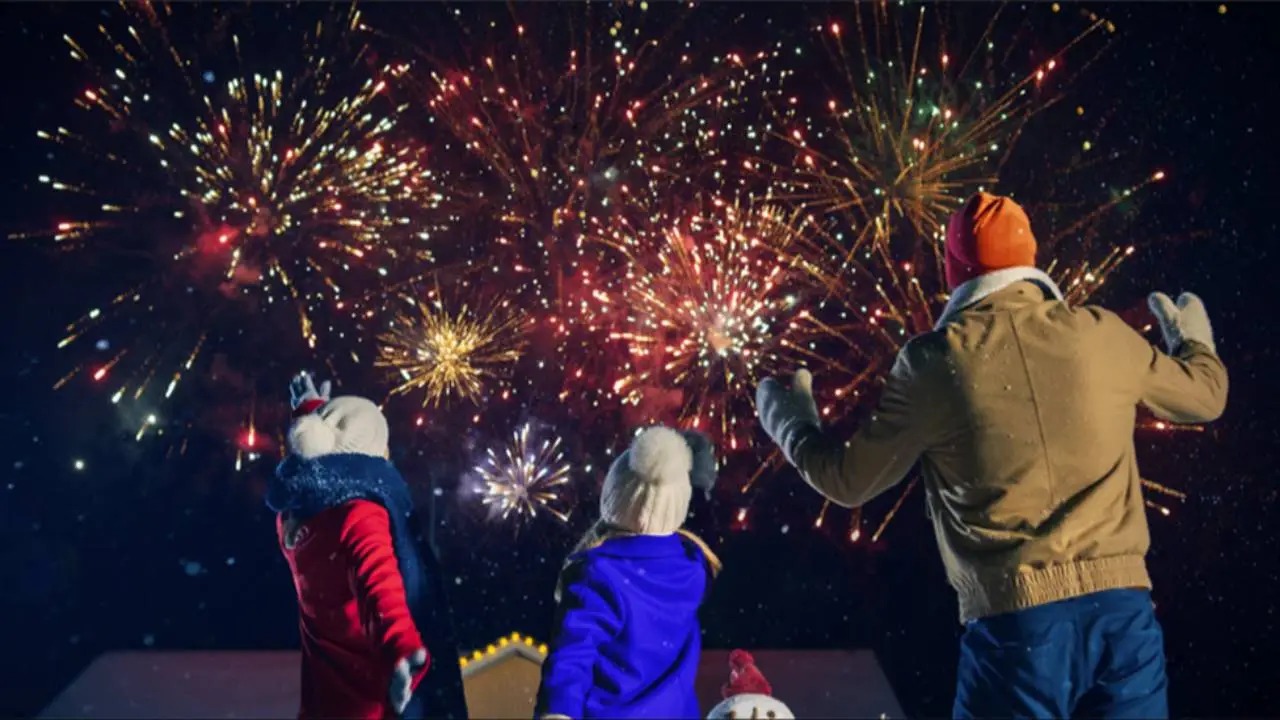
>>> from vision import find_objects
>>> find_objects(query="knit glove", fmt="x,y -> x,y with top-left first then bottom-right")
680,429 -> 718,499
755,369 -> 822,467
389,648 -> 428,715
289,371 -> 332,414
1148,292 -> 1217,355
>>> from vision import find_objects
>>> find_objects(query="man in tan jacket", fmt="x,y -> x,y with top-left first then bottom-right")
756,192 -> 1227,719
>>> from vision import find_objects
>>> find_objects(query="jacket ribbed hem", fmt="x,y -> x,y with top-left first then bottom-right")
953,554 -> 1152,624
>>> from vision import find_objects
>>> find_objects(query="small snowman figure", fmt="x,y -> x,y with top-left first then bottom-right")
706,650 -> 795,720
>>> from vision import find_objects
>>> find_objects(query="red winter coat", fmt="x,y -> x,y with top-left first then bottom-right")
278,499 -> 430,719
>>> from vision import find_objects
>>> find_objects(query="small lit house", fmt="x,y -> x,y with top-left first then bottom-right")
458,632 -> 549,719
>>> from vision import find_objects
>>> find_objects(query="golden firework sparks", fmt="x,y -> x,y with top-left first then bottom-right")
753,3 -> 1132,339
377,294 -> 528,407
777,4 -> 1110,242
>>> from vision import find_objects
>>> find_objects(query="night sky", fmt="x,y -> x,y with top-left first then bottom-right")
1,2 -> 1277,718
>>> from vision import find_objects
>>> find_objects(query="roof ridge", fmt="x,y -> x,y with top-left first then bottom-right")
458,631 -> 548,676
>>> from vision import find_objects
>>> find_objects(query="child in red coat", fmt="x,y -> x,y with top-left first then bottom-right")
269,373 -> 468,719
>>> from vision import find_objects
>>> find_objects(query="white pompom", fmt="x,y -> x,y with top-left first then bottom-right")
628,426 -> 693,487
288,413 -> 338,460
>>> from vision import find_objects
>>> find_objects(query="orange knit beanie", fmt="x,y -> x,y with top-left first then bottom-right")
944,192 -> 1038,289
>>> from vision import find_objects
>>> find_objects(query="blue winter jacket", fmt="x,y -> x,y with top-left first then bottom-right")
536,533 -> 713,719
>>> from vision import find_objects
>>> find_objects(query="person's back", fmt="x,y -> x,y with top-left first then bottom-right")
271,378 -> 470,720
278,501 -> 408,719
755,192 -> 1227,720
563,534 -> 709,719
913,281 -> 1203,620
537,427 -> 719,720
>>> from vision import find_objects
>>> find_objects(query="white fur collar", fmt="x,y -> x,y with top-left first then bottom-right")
935,266 -> 1064,329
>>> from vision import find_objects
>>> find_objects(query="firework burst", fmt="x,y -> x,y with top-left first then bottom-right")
752,3 -> 1136,338
22,3 -> 444,430
598,197 -> 849,451
779,7 -> 1076,244
377,293 -> 528,407
362,3 -> 796,442
372,3 -> 780,312
475,423 -> 573,527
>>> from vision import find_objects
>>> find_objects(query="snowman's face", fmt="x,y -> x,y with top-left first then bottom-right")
707,694 -> 795,720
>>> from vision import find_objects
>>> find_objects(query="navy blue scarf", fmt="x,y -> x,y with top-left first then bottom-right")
269,454 -> 469,720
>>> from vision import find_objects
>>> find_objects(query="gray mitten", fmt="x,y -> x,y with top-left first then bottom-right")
680,430 -> 718,499
1148,292 -> 1216,355
755,369 -> 822,466
389,648 -> 428,714
289,371 -> 332,411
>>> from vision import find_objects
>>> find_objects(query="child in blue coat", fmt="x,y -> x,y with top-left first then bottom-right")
537,426 -> 720,720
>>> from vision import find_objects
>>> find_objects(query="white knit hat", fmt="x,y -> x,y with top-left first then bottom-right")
601,426 -> 702,536
286,396 -> 390,460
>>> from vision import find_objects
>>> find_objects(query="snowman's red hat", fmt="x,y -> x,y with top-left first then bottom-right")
706,650 -> 794,719
724,650 -> 772,697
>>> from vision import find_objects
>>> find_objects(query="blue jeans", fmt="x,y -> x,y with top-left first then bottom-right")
953,589 -> 1168,719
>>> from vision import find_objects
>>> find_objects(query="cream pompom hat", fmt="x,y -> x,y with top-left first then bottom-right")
600,426 -> 716,536
286,396 -> 390,460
